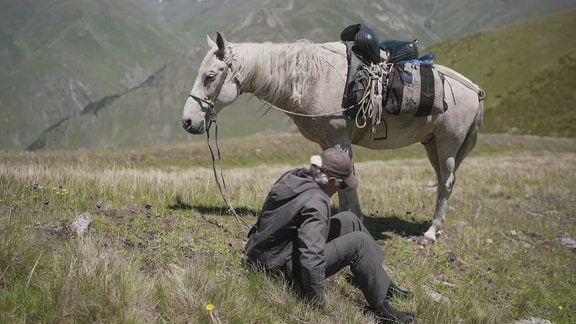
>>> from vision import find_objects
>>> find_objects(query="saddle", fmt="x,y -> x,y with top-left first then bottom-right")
340,24 -> 444,122
340,24 -> 419,65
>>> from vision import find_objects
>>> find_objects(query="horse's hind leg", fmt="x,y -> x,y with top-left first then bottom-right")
422,126 -> 479,242
422,137 -> 456,242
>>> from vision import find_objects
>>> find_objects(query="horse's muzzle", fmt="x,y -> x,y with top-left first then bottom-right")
182,118 -> 206,134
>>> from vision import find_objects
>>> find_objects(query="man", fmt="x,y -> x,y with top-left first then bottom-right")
244,148 -> 414,323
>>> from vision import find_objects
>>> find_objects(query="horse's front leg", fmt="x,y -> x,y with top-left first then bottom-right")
338,189 -> 364,220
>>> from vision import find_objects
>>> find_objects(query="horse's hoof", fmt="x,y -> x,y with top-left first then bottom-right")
417,236 -> 433,247
423,230 -> 437,243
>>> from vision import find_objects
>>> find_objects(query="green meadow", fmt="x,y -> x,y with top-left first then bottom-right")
1,133 -> 575,323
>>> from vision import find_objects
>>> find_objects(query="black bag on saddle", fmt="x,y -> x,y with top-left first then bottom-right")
380,39 -> 419,63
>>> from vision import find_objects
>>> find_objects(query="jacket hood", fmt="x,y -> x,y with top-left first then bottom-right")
270,168 -> 325,201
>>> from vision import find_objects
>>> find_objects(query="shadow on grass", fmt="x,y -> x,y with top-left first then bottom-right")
168,197 -> 259,218
362,213 -> 430,241
170,197 -> 428,240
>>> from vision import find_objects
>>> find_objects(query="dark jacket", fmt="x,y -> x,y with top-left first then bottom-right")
245,168 -> 331,303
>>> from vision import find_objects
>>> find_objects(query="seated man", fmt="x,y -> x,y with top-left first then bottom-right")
244,148 -> 414,323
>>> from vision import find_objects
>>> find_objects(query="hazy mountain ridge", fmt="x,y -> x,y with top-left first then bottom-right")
2,0 -> 576,150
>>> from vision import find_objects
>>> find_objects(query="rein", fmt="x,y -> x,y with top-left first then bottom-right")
205,120 -> 251,233
189,55 -> 251,233
256,97 -> 356,118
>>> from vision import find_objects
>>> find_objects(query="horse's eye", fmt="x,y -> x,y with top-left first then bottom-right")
205,73 -> 216,82
203,73 -> 216,86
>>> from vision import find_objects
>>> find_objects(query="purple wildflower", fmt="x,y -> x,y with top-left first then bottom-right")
58,183 -> 63,190
33,182 -> 39,190
129,208 -> 136,215
44,199 -> 49,205
96,202 -> 102,209
145,204 -> 152,218
228,242 -> 233,248
448,251 -> 457,262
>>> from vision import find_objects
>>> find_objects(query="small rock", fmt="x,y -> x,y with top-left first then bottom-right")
452,221 -> 470,228
424,285 -> 448,302
71,212 -> 92,237
513,317 -> 552,324
558,237 -> 576,249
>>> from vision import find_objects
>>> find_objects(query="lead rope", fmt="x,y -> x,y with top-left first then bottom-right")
206,121 -> 251,234
354,63 -> 388,131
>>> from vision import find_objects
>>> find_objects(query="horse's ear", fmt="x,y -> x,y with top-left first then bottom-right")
216,32 -> 227,52
207,35 -> 216,48
215,32 -> 229,60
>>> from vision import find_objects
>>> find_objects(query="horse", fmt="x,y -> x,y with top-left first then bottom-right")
182,32 -> 485,242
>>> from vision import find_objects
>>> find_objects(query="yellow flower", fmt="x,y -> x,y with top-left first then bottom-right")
558,305 -> 563,310
205,303 -> 214,311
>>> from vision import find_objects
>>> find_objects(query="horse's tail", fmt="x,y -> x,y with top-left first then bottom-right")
455,88 -> 485,170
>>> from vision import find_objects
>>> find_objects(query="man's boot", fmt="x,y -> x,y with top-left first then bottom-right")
373,300 -> 414,324
386,281 -> 414,299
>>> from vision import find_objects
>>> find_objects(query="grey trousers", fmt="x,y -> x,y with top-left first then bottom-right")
324,211 -> 390,307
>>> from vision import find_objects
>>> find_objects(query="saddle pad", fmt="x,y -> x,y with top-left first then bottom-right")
384,62 -> 446,116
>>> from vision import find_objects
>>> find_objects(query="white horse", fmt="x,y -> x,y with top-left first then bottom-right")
182,32 -> 485,242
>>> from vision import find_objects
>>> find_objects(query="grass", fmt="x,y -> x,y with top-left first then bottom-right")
1,133 -> 575,323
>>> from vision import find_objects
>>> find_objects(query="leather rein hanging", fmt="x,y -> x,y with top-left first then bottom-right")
188,63 -> 251,233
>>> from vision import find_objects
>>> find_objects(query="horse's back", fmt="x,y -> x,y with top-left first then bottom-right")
434,64 -> 485,100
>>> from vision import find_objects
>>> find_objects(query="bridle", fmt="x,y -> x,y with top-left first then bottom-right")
187,64 -> 230,125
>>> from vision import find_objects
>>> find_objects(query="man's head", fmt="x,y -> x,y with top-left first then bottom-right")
310,148 -> 359,190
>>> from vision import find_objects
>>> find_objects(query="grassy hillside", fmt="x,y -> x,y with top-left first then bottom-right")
427,9 -> 576,136
1,133 -> 575,322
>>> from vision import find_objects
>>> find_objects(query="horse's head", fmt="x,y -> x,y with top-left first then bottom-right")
182,32 -> 241,134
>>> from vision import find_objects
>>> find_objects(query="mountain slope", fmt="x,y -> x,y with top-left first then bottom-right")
0,0 -> 185,150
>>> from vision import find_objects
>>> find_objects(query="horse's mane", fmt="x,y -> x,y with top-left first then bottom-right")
231,40 -> 330,107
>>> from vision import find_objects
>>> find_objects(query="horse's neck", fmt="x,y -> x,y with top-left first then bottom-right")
233,42 -> 325,110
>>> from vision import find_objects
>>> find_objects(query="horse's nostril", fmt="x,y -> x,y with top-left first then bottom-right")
182,119 -> 192,130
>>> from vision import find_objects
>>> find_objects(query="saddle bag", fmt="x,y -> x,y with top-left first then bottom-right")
384,61 -> 446,116
380,40 -> 419,63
